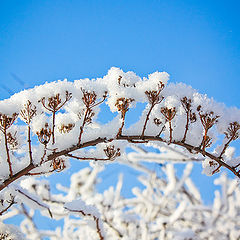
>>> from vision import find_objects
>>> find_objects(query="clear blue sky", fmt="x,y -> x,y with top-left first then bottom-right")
1,0 -> 240,106
1,0 -> 240,231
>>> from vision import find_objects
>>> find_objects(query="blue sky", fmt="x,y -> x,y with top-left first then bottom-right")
1,0 -> 240,232
1,0 -> 240,105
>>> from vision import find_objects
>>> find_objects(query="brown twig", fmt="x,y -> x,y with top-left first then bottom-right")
0,129 -> 240,196
180,97 -> 196,143
15,188 -> 53,218
115,98 -> 134,137
160,107 -> 176,143
219,121 -> 240,158
78,90 -> 107,145
142,83 -> 164,137
40,91 -> 72,144
0,163 -> 35,191
197,106 -> 219,152
20,100 -> 36,164
64,206 -> 104,240
0,195 -> 15,215
0,113 -> 18,177
66,145 -> 120,161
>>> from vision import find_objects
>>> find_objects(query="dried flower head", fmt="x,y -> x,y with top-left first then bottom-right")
0,113 -> 18,132
115,98 -> 134,117
104,145 -> 121,160
20,100 -> 37,124
36,123 -> 52,145
160,107 -> 176,121
7,132 -> 18,150
51,158 -> 66,172
224,121 -> 240,140
59,123 -> 75,134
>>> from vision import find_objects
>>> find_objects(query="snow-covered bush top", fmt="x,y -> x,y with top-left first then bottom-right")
0,67 -> 239,184
0,67 -> 240,239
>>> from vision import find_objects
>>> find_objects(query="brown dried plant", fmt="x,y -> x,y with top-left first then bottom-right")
160,107 -> 176,143
115,97 -> 134,137
40,91 -> 72,144
59,123 -> 75,134
7,132 -> 18,150
78,90 -> 107,145
219,121 -> 240,158
36,123 -> 52,146
0,113 -> 18,133
104,145 -> 121,160
0,194 -> 15,216
51,158 -> 66,172
153,118 -> 166,137
0,113 -> 18,177
180,97 -> 197,143
20,101 -> 37,164
20,100 -> 37,125
197,106 -> 219,152
142,82 -> 165,137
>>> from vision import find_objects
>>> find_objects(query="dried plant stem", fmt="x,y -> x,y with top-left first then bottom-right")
1,133 -> 240,194
157,125 -> 166,137
48,135 -> 240,178
117,113 -> 126,137
0,197 -> 15,215
168,121 -> 173,143
65,153 -> 110,161
219,137 -> 234,158
4,128 -> 13,177
65,207 -> 104,240
102,217 -> 123,238
52,111 -> 56,145
16,188 -> 52,218
40,147 -> 47,165
182,111 -> 189,143
0,163 -> 35,192
78,108 -> 90,145
26,169 -> 55,176
201,129 -> 208,151
141,104 -> 155,137
27,126 -> 33,164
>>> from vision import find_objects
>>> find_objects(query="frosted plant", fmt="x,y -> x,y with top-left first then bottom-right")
0,68 -> 240,239
1,145 -> 240,239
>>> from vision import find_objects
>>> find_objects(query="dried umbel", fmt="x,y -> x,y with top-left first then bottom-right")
115,98 -> 134,117
160,107 -> 176,121
78,90 -> 107,145
0,113 -> 18,133
115,98 -> 134,137
40,91 -> 72,144
36,123 -> 52,145
7,132 -> 18,150
20,101 -> 37,125
154,118 -> 162,126
51,158 -> 66,172
198,109 -> 219,131
161,107 -> 176,143
59,123 -> 75,134
141,82 -> 165,137
145,82 -> 165,105
104,145 -> 121,160
40,91 -> 72,113
181,97 -> 196,123
224,121 -> 240,140
81,89 -> 97,108
197,106 -> 219,151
